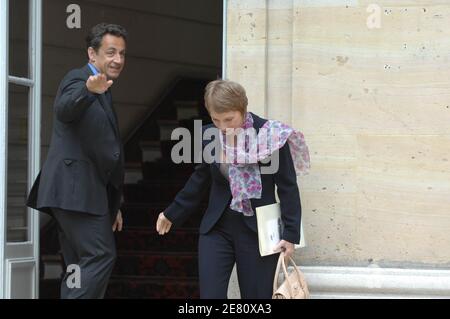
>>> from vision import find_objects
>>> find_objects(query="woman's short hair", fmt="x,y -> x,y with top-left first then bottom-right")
204,79 -> 248,114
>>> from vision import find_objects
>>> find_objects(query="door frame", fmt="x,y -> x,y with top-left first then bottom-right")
0,0 -> 42,299
0,0 -> 8,299
222,0 -> 228,78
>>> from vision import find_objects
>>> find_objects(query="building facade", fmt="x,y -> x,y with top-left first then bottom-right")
226,0 -> 450,298
1,0 -> 450,298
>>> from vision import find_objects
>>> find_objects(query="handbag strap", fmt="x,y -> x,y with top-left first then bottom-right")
273,254 -> 294,296
284,255 -> 309,297
273,254 -> 309,297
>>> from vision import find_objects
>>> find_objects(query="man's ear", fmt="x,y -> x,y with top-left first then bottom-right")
87,47 -> 96,63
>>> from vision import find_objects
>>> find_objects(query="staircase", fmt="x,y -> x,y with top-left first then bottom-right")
106,78 -> 212,298
39,78 -> 213,298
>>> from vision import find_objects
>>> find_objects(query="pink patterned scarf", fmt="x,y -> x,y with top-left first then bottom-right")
219,112 -> 310,216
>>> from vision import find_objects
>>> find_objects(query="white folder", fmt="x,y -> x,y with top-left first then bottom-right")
255,202 -> 306,257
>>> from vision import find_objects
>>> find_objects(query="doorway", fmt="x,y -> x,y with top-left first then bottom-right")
36,0 -> 223,298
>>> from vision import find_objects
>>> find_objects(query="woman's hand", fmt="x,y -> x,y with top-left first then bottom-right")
156,212 -> 172,235
273,240 -> 295,259
112,209 -> 123,232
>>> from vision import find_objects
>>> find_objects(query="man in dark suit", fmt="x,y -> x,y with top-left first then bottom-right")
26,23 -> 127,298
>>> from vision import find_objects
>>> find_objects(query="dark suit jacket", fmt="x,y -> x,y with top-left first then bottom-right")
164,112 -> 302,244
26,64 -> 124,216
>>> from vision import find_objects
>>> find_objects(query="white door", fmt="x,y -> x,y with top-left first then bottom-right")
0,0 -> 42,299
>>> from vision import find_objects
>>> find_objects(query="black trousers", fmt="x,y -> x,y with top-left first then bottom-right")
51,208 -> 116,299
198,209 -> 279,299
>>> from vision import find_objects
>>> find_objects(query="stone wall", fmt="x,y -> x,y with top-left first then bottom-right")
226,0 -> 450,269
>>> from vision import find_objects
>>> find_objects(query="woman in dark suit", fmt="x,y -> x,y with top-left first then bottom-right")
156,79 -> 310,299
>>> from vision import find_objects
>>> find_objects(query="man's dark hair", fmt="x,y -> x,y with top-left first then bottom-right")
86,23 -> 128,51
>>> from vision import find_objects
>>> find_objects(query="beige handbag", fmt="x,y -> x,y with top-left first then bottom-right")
272,254 -> 310,299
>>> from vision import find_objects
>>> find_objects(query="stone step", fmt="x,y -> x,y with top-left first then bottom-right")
157,120 -> 181,141
121,203 -> 204,228
123,181 -> 191,203
175,100 -> 200,121
113,251 -> 198,278
139,140 -> 162,162
115,227 -> 198,253
106,275 -> 199,299
141,161 -> 194,180
124,162 -> 143,184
